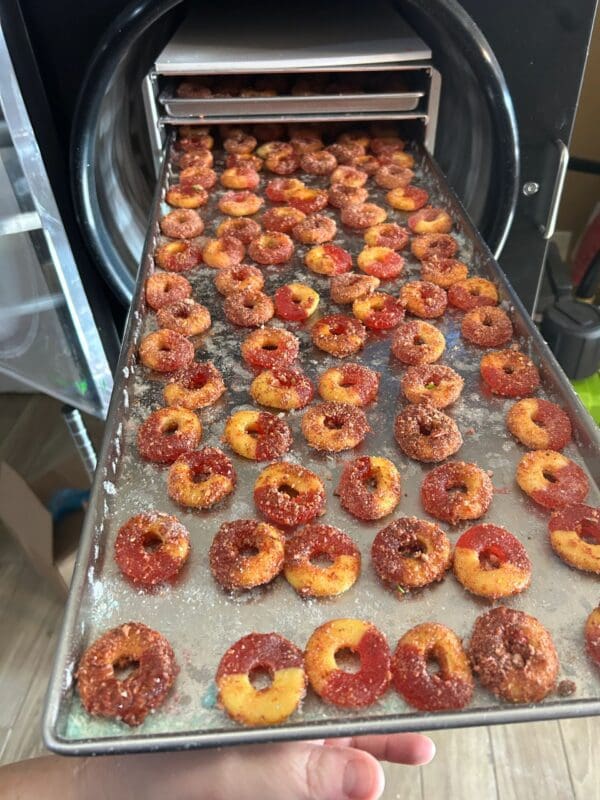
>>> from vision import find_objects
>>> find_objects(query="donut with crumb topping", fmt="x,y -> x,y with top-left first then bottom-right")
461,306 -> 513,347
157,299 -> 211,337
507,398 -> 572,450
254,462 -> 325,527
216,217 -> 261,245
337,456 -> 401,520
214,264 -> 264,296
401,364 -> 464,409
341,203 -> 387,230
400,281 -> 448,319
300,150 -> 337,175
241,328 -> 299,370
155,240 -> 202,273
516,450 -> 589,510
327,184 -> 369,209
292,214 -> 336,244
448,277 -> 499,310
202,237 -> 245,270
179,165 -> 217,190
364,223 -> 409,251
549,504 -> 600,573
318,363 -> 379,406
220,166 -> 260,191
159,209 -> 204,239
265,177 -> 304,203
168,447 -> 236,509
421,461 -> 493,524
115,512 -> 191,587
408,207 -> 453,234
411,233 -> 458,262
165,183 -> 208,209
209,519 -> 285,591
137,406 -> 202,464
178,148 -> 213,170
585,607 -> 600,668
223,131 -> 257,154
261,206 -> 306,234
286,187 -> 329,214
218,191 -> 263,217
330,274 -> 380,304
301,401 -> 369,452
375,164 -> 414,189
480,350 -> 540,397
330,165 -> 368,187
394,403 -> 462,462
224,289 -> 274,327
274,283 -> 319,322
248,232 -> 294,265
265,151 -> 300,175
164,361 -> 225,409
311,314 -> 367,357
391,321 -> 446,365
250,366 -> 314,410
284,524 -> 361,598
453,524 -> 531,599
420,258 -> 468,288
139,329 -> 194,373
357,246 -> 405,280
145,273 -> 191,310
326,142 -> 364,164
224,410 -> 292,461
386,186 -> 429,211
353,292 -> 405,330
305,244 -> 352,276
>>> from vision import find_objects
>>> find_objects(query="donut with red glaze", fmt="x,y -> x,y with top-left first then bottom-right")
364,223 -> 409,251
516,450 -> 589,510
286,187 -> 329,214
407,207 -> 453,234
155,240 -> 202,273
305,244 -> 352,276
261,206 -> 306,234
461,306 -> 513,347
138,330 -> 194,373
311,314 -> 367,357
549,503 -> 600,573
254,462 -> 325,526
421,461 -> 493,524
115,513 -> 191,587
386,186 -> 429,211
164,361 -> 225,410
168,447 -> 236,509
209,519 -> 285,590
224,410 -> 292,461
137,406 -> 202,464
165,183 -> 208,209
337,456 -> 401,520
330,274 -> 380,305
241,328 -> 300,370
448,277 -> 498,310
318,363 -> 380,406
400,281 -> 448,319
284,524 -> 361,598
274,283 -> 320,322
145,273 -> 192,310
353,292 -> 405,330
357,246 -> 405,280
507,398 -> 572,450
480,350 -> 540,397
250,365 -> 314,410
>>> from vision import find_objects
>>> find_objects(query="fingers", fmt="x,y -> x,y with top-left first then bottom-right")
325,733 -> 436,766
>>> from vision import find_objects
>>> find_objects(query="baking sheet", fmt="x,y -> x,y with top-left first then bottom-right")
44,137 -> 600,756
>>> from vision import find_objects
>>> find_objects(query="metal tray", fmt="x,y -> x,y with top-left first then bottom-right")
43,138 -> 600,756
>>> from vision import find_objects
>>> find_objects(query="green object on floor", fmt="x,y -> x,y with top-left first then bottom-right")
572,372 -> 600,424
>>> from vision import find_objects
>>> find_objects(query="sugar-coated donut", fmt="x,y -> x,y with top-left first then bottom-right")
364,223 -> 409,251
157,299 -> 211,337
453,524 -> 531,599
407,207 -> 453,234
516,450 -> 589,510
400,281 -> 448,319
216,633 -> 306,726
209,520 -> 285,590
77,622 -> 178,726
311,314 -> 367,357
114,512 -> 191,587
328,184 -> 369,209
223,131 -> 257,154
274,283 -> 319,322
394,403 -> 462,462
374,164 -> 414,189
300,150 -> 337,175
353,292 -> 405,330
327,142 -> 364,164
248,232 -> 295,264
469,606 -> 559,703
202,236 -> 245,270
165,183 -> 208,209
178,148 -> 213,170
168,447 -> 236,509
480,350 -> 540,397
155,240 -> 202,273
386,186 -> 429,211
421,461 -> 493,524
585,607 -> 600,669
351,154 -> 381,175
411,233 -> 458,262
286,187 -> 329,214
265,177 -> 304,203
284,524 -> 361,598
241,328 -> 300,370
318,363 -> 379,406
224,410 -> 292,461
392,623 -> 473,711
256,141 -> 294,160
420,257 -> 468,288
305,244 -> 352,276
330,165 -> 368,187
254,462 -> 326,526
461,306 -> 513,347
216,217 -> 261,245
357,246 -> 405,280
214,264 -> 264,296
160,209 -> 204,239
391,321 -> 446,365
261,206 -> 306,234
337,456 -> 401,520
137,406 -> 202,464
292,214 -> 336,244
301,401 -> 370,452
145,273 -> 192,310
341,203 -> 387,230
164,361 -> 225,409
225,152 -> 263,172
330,273 -> 380,305
265,151 -> 300,175
224,289 -> 274,327
220,166 -> 260,190
448,277 -> 498,310
250,366 -> 314,410
507,398 -> 572,450
218,190 -> 263,217
179,165 -> 217,190
371,517 -> 451,592
401,364 -> 464,409
139,329 -> 194,373
304,619 -> 391,708
549,503 -> 600,574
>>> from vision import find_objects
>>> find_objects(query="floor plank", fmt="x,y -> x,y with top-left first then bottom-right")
421,726 -> 498,799
559,717 -> 600,800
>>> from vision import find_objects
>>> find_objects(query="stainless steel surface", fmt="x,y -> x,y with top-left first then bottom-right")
142,74 -> 165,179
44,139 -> 600,756
162,113 -> 430,127
62,407 -> 98,482
0,210 -> 41,236
423,67 -> 441,153
541,139 -> 570,240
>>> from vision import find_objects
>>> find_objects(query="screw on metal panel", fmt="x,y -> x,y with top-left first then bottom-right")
522,182 -> 540,196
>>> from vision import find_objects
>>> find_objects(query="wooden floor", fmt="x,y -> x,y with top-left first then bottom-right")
0,395 -> 598,797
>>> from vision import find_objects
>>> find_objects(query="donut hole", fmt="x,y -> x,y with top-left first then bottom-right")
160,420 -> 180,436
413,335 -> 425,346
504,633 -> 533,669
446,481 -> 468,496
173,306 -> 192,320
481,314 -> 494,327
248,665 -> 274,691
398,538 -> 427,559
142,531 -> 164,553
245,423 -> 261,439
503,365 -> 514,375
542,470 -> 558,484
191,470 -> 211,484
425,653 -> 442,676
240,545 -> 260,559
260,343 -> 279,351
243,297 -> 258,310
334,647 -> 361,674
479,547 -> 505,570
324,414 -> 345,430
579,518 -> 600,544
113,656 -> 140,681
278,483 -> 300,499
309,551 -> 335,568
418,421 -> 433,436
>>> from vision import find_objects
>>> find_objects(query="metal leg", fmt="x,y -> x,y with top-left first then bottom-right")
61,406 -> 97,481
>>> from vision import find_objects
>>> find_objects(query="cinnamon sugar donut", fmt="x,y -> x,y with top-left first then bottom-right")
159,209 -> 204,239
549,504 -> 600,573
364,223 -> 409,251
386,186 -> 429,211
461,306 -> 513,347
353,292 -> 405,330
164,361 -> 225,409
337,456 -> 401,520
330,165 -> 368,187
256,141 -> 294,160
155,240 -> 202,273
241,328 -> 300,370
165,183 -> 208,209
318,363 -> 380,406
223,131 -> 257,154
220,166 -> 260,191
391,321 -> 446,365
284,524 -> 361,598
411,233 -> 458,262
585,607 -> 600,668
216,217 -> 261,245
214,264 -> 264,296
374,164 -> 414,190
453,524 -> 531,599
274,283 -> 320,322
137,406 -> 202,464
202,236 -> 245,270
224,410 -> 292,461
225,153 -> 263,172
209,519 -> 285,590
507,398 -> 572,450
261,206 -> 306,234
330,274 -> 380,304
179,166 -> 217,190
401,364 -> 464,409
157,299 -> 211,337
286,187 -> 329,214
516,450 -> 589,510
351,154 -> 381,175
301,401 -> 369,452
248,232 -> 294,265
420,258 -> 469,288
305,244 -> 352,276
145,273 -> 192,310
178,148 -> 213,170
400,281 -> 448,319
480,350 -> 540,397
326,142 -> 364,164
292,214 -> 336,245
448,277 -> 499,310
139,329 -> 194,373
300,150 -> 337,175
218,191 -> 263,217
265,151 -> 300,175
327,184 -> 369,209
469,606 -> 559,703
408,207 -> 453,234
254,462 -> 326,526
168,447 -> 236,509
421,461 -> 493,524
372,517 -> 451,592
265,177 -> 304,203
250,366 -> 314,410
224,289 -> 274,327
115,512 -> 191,587
394,403 -> 462,462
357,246 -> 405,280
311,314 -> 367,357
341,203 -> 387,230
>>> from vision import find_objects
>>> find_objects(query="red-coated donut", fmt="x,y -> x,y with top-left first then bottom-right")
216,217 -> 261,246
145,273 -> 192,310
337,456 -> 401,520
241,327 -> 300,370
138,329 -> 194,373
155,240 -> 202,273
391,321 -> 446,365
301,401 -> 370,452
386,185 -> 429,211
223,289 -> 274,327
168,447 -> 236,509
284,524 -> 361,597
209,519 -> 285,590
448,277 -> 498,310
178,148 -> 213,170
250,366 -> 314,411
516,450 -> 589,510
261,206 -> 306,234
585,607 -> 600,669
224,410 -> 292,461
254,462 -> 326,526
179,165 -> 217,190
364,223 -> 409,251
159,209 -> 204,239
411,233 -> 458,262
394,404 -> 462,462
300,150 -> 338,175
318,363 -> 380,406
421,461 -> 493,524
357,246 -> 405,280
330,274 -> 380,305
401,364 -> 464,409
274,283 -> 320,321
137,406 -> 202,464
507,398 -> 572,450
265,177 -> 304,203
352,292 -> 405,330
480,350 -> 541,397
114,513 -> 191,587
461,306 -> 513,347
549,503 -> 600,574
400,281 -> 448,319
165,183 -> 208,209
341,203 -> 387,230
164,361 -> 225,410
311,314 -> 367,357
305,244 -> 352,276
248,232 -> 294,265
292,214 -> 336,244
286,187 -> 329,214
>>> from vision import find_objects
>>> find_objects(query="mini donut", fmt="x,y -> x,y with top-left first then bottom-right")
364,223 -> 409,251
216,217 -> 261,245
351,154 -> 380,175
462,306 -> 513,347
224,410 -> 292,461
179,166 -> 217,190
137,406 -> 202,464
378,150 -> 415,169
469,606 -> 559,703
164,361 -> 225,409
394,404 -> 462,463
304,619 -> 391,709
311,314 -> 367,357
330,273 -> 380,304
216,632 -> 305,726
337,456 -> 401,520
300,150 -> 338,175
408,207 -> 453,234
400,281 -> 448,319
176,128 -> 213,150
326,142 -> 364,164
480,350 -> 540,397
507,398 -> 572,450
219,166 -> 259,192
223,131 -> 257,154
154,240 -> 202,273
549,504 -> 600,573
202,236 -> 245,270
77,622 -> 178,726
250,366 -> 314,410
391,320 -> 446,365
305,244 -> 352,276
165,183 -> 208,209
274,283 -> 320,321
585,607 -> 600,668
254,462 -> 326,526
420,257 -> 469,288
330,165 -> 368,187
448,277 -> 499,310
392,623 -> 474,712
357,246 -> 405,280
261,206 -> 306,234
286,187 -> 329,214
292,136 -> 324,155
338,130 -> 371,149
353,292 -> 405,330
157,299 -> 211,337
159,209 -> 204,239
265,151 -> 300,175
168,447 -> 236,509
371,517 -> 451,592
265,177 -> 304,203
411,233 -> 458,262
386,186 -> 429,211
318,363 -> 379,406
241,328 -> 300,370
178,148 -> 213,170
248,232 -> 294,265
214,263 -> 264,296
374,164 -> 414,189
139,329 -> 194,373
453,524 -> 531,599
224,289 -> 274,327
292,214 -> 336,244
341,202 -> 387,230
401,364 -> 464,409
218,191 -> 263,217
371,135 -> 405,155
256,141 -> 294,160
226,152 -> 263,172
209,519 -> 285,590
516,450 -> 589,510
301,401 -> 369,453
115,512 -> 191,587
284,524 -> 361,597
327,184 -> 369,209
145,273 -> 191,310
421,461 -> 493,524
